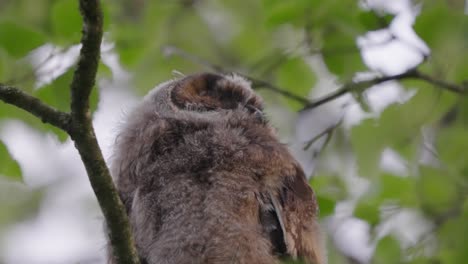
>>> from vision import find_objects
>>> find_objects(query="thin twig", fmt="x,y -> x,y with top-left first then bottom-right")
0,84 -> 71,131
300,70 -> 468,112
163,45 -> 311,105
164,46 -> 468,113
412,70 -> 467,94
300,70 -> 419,111
246,77 -> 311,105
304,117 -> 343,151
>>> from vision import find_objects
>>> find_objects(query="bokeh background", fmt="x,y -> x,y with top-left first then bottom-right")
0,0 -> 467,263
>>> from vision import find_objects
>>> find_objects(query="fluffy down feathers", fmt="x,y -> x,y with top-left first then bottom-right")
109,73 -> 326,264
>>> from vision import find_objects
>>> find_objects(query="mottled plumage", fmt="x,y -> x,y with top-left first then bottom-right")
109,73 -> 326,264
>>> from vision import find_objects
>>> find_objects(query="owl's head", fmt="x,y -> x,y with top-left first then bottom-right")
145,72 -> 264,118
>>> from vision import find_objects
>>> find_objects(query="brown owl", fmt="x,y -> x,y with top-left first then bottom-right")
109,73 -> 326,264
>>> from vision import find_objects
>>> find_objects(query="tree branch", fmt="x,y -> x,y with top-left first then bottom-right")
164,46 -> 468,112
1,1 -> 140,263
68,1 -> 140,264
412,70 -> 467,94
300,70 -> 419,111
248,77 -> 311,105
70,0 -> 104,122
300,69 -> 468,112
303,117 -> 343,151
163,45 -> 311,105
0,84 -> 71,131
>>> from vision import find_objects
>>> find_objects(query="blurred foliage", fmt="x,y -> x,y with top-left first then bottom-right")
0,141 -> 21,181
0,0 -> 467,263
0,178 -> 43,227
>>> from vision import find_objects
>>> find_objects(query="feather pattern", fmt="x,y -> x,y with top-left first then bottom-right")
108,73 -> 326,264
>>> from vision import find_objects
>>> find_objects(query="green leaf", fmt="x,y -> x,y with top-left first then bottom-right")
0,50 -> 7,79
354,198 -> 380,226
275,57 -> 316,110
437,125 -> 468,173
310,173 -> 348,201
35,70 -> 73,112
358,11 -> 393,31
350,118 -> 383,178
50,0 -> 82,43
316,195 -> 335,218
437,213 -> 468,263
113,23 -> 147,67
0,21 -> 46,58
263,0 -> 311,27
316,1 -> 367,78
418,165 -> 459,217
34,68 -> 100,114
380,174 -> 416,207
373,236 -> 401,264
414,2 -> 468,82
0,50 -> 36,92
351,86 -> 457,178
33,68 -> 99,141
322,31 -> 365,78
0,141 -> 22,181
0,179 -> 43,227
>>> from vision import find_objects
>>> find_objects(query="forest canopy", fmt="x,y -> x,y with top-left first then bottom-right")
0,0 -> 467,263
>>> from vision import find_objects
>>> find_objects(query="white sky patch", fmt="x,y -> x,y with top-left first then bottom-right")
2,202 -> 105,264
93,82 -> 139,160
329,216 -> 374,263
358,0 -> 429,75
0,121 -> 83,187
379,148 -> 408,176
364,0 -> 413,15
29,44 -> 81,88
358,33 -> 426,75
376,208 -> 435,257
365,81 -> 416,114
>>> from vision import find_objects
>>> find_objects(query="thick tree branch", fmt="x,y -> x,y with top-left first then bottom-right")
68,1 -> 140,264
0,84 -> 71,131
70,0 -> 104,122
1,1 -> 140,263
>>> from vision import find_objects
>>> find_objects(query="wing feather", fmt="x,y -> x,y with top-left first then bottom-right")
259,165 -> 326,264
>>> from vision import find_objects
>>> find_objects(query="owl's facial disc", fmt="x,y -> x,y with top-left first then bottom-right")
170,72 -> 264,116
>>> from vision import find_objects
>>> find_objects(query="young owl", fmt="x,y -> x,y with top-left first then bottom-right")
109,73 -> 326,264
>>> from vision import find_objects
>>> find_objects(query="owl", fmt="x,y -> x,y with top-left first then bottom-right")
109,73 -> 326,264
